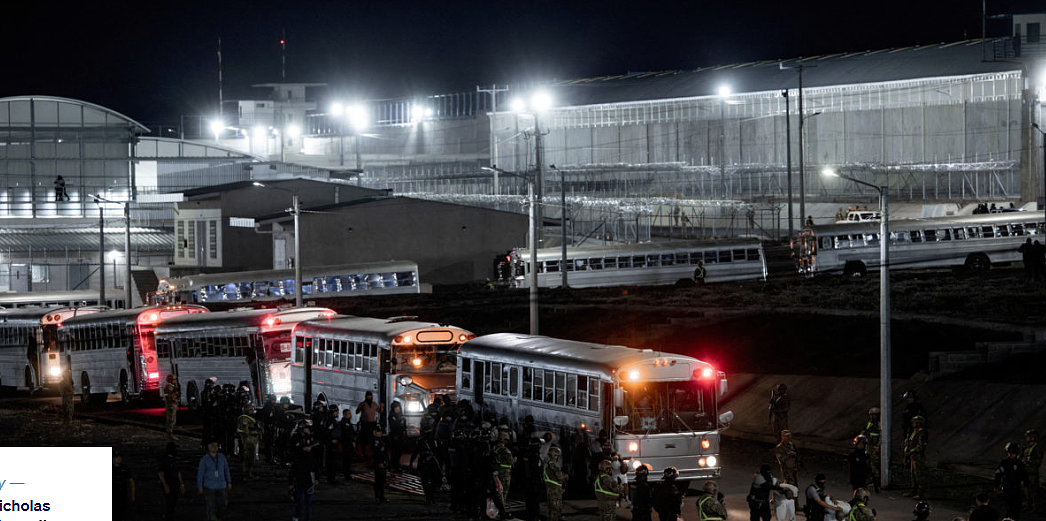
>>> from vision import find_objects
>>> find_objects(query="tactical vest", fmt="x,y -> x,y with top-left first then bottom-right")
594,473 -> 618,498
698,495 -> 724,521
543,462 -> 562,487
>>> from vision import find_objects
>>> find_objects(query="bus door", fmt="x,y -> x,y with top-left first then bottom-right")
379,346 -> 390,421
248,335 -> 263,403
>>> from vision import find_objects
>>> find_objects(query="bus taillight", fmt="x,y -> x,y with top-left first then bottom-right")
148,372 -> 159,379
695,367 -> 714,379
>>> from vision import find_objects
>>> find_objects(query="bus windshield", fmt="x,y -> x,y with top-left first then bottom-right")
618,381 -> 715,434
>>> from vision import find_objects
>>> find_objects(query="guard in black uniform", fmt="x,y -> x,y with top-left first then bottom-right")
996,441 -> 1029,520
653,466 -> 683,521
631,465 -> 654,521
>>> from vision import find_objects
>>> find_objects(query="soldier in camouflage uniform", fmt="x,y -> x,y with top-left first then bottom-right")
236,403 -> 261,480
695,480 -> 727,521
1024,429 -> 1043,512
849,488 -> 876,521
163,374 -> 180,439
904,415 -> 928,498
862,407 -> 882,492
594,459 -> 624,521
493,430 -> 517,505
59,369 -> 75,427
775,429 -> 800,485
543,447 -> 568,521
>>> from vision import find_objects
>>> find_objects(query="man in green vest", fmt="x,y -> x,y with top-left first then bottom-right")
543,447 -> 568,521
594,458 -> 624,521
236,403 -> 261,480
862,407 -> 881,492
903,416 -> 927,498
1024,429 -> 1043,512
493,431 -> 517,506
695,480 -> 727,520
848,488 -> 875,521
694,260 -> 706,287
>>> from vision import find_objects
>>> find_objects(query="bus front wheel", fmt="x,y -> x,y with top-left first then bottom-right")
966,253 -> 991,273
843,261 -> 867,277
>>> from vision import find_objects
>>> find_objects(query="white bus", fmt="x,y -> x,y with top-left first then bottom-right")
290,316 -> 474,435
0,290 -> 125,309
0,306 -> 107,391
457,333 -> 731,483
152,261 -> 421,305
795,212 -> 1043,276
500,239 -> 767,288
54,304 -> 208,404
153,307 -> 335,410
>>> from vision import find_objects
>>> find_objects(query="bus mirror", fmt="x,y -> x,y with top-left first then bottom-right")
718,410 -> 734,427
614,387 -> 623,407
613,415 -> 629,427
718,375 -> 728,397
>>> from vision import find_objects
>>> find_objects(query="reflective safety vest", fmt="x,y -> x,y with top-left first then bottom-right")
543,462 -> 562,487
698,495 -> 724,521
493,445 -> 513,468
594,473 -> 618,498
848,502 -> 866,521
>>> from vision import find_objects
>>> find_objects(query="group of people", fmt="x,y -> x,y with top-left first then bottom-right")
1018,238 -> 1046,281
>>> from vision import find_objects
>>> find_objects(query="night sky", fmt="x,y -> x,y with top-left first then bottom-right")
0,0 -> 1037,124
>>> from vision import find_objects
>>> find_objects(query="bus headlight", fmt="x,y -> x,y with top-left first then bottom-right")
706,455 -> 717,467
49,366 -> 61,376
701,439 -> 711,449
627,441 -> 639,453
632,459 -> 643,469
406,400 -> 424,413
698,457 -> 707,467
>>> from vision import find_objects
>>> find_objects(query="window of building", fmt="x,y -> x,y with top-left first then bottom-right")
31,265 -> 49,283
209,221 -> 218,259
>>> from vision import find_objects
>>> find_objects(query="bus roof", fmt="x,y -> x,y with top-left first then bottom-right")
293,315 -> 465,341
154,307 -> 334,334
0,306 -> 74,323
803,212 -> 1041,235
61,304 -> 209,327
460,333 -> 709,380
0,289 -> 126,306
167,261 -> 419,289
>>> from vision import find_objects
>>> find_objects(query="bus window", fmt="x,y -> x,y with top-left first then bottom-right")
661,254 -> 675,266
688,252 -> 701,264
546,260 -> 560,273
704,251 -> 718,263
819,237 -> 833,250
981,226 -> 995,238
733,249 -> 747,261
953,228 -> 966,240
604,257 -> 617,269
588,377 -> 600,411
1012,224 -> 1024,236
924,230 -> 937,242
747,248 -> 760,260
998,225 -> 1010,237
577,375 -> 588,409
522,367 -> 532,399
631,256 -> 646,268
889,231 -> 909,244
719,251 -> 733,263
566,374 -> 576,406
588,258 -> 603,270
675,253 -> 689,264
1028,223 -> 1040,235
533,369 -> 544,402
910,231 -> 922,243
555,371 -> 566,406
491,363 -> 501,394
509,367 -> 519,396
645,255 -> 660,267
461,358 -> 471,389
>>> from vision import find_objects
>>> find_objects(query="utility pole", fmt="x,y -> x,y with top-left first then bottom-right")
123,202 -> 132,308
217,38 -> 223,126
551,165 -> 568,288
783,90 -> 794,238
798,63 -> 806,225
478,84 -> 509,195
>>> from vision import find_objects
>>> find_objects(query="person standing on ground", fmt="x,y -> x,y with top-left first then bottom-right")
236,403 -> 261,480
411,435 -> 442,504
113,449 -> 135,521
59,368 -> 74,426
594,459 -> 625,521
387,401 -> 407,471
631,465 -> 654,521
544,446 -> 569,521
162,374 -> 180,439
996,442 -> 1029,521
1023,429 -> 1043,512
694,260 -> 706,287
804,473 -> 841,521
653,467 -> 683,521
769,384 -> 790,437
196,439 -> 232,521
158,442 -> 184,521
776,429 -> 800,485
356,391 -> 380,460
1019,239 -> 1037,281
902,391 -> 927,439
338,409 -> 356,480
289,441 -> 318,521
904,416 -> 928,499
54,176 -> 69,201
748,464 -> 782,521
493,431 -> 517,504
968,491 -> 1000,521
848,435 -> 874,492
372,428 -> 389,503
862,407 -> 882,492
696,480 -> 727,521
773,482 -> 798,521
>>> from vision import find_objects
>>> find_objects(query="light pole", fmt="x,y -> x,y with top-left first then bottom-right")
824,168 -> 891,486
91,195 -> 133,308
330,103 -> 345,167
1033,123 -> 1045,231
551,165 -> 568,288
348,105 -> 367,172
783,90 -> 794,238
484,166 -> 539,334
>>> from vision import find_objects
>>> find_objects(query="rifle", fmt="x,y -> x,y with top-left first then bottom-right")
768,389 -> 776,425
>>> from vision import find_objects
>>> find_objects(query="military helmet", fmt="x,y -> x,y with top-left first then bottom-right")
853,434 -> 869,445
776,383 -> 787,392
1005,442 -> 1021,454
1027,429 -> 1040,441
635,465 -> 649,479
598,459 -> 613,473
853,488 -> 870,502
868,407 -> 880,415
241,403 -> 253,415
279,396 -> 291,405
703,480 -> 718,494
662,466 -> 679,481
497,431 -> 510,442
328,403 -> 339,412
548,446 -> 562,458
911,415 -> 925,426
913,501 -> 931,515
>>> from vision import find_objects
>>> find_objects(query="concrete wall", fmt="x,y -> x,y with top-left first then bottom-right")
289,198 -> 529,284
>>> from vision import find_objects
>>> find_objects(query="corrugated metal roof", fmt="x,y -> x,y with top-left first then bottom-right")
550,39 -> 1024,106
0,227 -> 173,252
